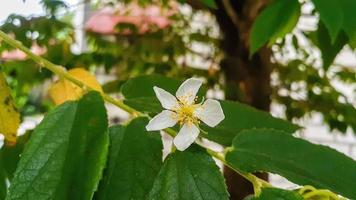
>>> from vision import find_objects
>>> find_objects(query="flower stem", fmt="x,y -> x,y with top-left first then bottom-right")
0,30 -> 271,194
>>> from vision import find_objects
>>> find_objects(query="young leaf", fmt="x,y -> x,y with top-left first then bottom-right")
249,0 -> 300,55
312,0 -> 343,43
48,68 -> 103,105
0,71 -> 20,144
95,118 -> 163,200
122,75 -> 299,146
6,92 -> 109,200
148,145 -> 229,200
225,129 -> 356,199
245,188 -> 303,200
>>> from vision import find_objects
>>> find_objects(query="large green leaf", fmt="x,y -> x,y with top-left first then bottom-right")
0,166 -> 6,200
147,145 -> 229,200
122,75 -> 206,109
202,100 -> 299,146
310,0 -> 356,48
6,92 -> 109,200
311,23 -> 348,70
312,0 -> 343,42
95,118 -> 163,200
340,0 -> 356,48
121,75 -> 181,99
225,129 -> 356,199
122,75 -> 299,146
249,0 -> 300,55
0,131 -> 31,181
245,188 -> 303,200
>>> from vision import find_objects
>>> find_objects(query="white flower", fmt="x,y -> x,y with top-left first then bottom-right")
146,78 -> 225,151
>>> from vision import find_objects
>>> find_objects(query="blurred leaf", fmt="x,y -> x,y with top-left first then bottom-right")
7,92 -> 109,200
311,23 -> 348,70
250,0 -> 300,55
225,129 -> 356,199
312,0 -> 343,42
245,188 -> 303,200
48,68 -> 103,105
0,71 -> 20,144
96,118 -> 163,200
147,145 -> 229,200
40,0 -> 68,15
200,0 -> 217,9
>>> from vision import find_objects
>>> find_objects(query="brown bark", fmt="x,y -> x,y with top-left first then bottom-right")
214,0 -> 272,199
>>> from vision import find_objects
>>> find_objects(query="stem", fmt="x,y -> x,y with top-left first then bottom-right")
206,148 -> 271,194
0,30 -> 270,194
0,30 -> 139,115
303,190 -> 343,200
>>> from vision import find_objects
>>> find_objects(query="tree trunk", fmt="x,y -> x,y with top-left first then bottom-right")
214,0 -> 272,199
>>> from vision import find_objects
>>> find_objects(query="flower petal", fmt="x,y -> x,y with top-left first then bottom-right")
154,86 -> 178,109
176,78 -> 203,105
195,99 -> 225,127
146,110 -> 177,131
153,86 -> 178,110
173,123 -> 200,151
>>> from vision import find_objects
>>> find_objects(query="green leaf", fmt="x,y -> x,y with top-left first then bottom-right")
122,75 -> 299,146
246,188 -> 303,200
0,131 -> 31,181
125,97 -> 163,114
95,118 -> 163,200
312,0 -> 343,42
121,75 -> 206,114
225,129 -> 356,199
148,145 -> 229,200
250,0 -> 300,55
0,166 -> 6,200
340,0 -> 356,48
121,75 -> 181,99
203,100 -> 299,146
311,22 -> 348,70
200,0 -> 217,9
6,92 -> 109,200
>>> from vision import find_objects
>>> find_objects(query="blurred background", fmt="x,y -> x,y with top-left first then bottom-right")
0,0 -> 355,199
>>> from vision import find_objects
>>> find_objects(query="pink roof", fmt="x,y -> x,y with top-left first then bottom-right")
1,44 -> 46,61
85,3 -> 177,35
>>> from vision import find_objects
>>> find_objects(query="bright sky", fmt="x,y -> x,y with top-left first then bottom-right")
0,0 -> 44,22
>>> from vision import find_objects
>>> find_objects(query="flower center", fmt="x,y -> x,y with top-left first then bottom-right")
172,98 -> 199,125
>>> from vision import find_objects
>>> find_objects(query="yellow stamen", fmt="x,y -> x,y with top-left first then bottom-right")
172,94 -> 200,126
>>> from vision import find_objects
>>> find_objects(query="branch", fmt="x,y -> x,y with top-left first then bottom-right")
221,0 -> 241,28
